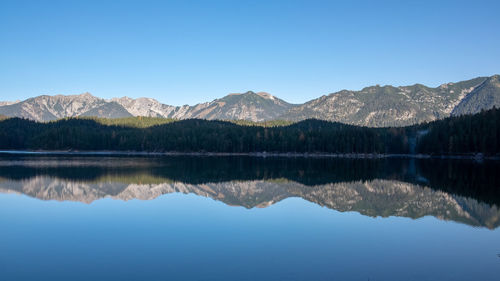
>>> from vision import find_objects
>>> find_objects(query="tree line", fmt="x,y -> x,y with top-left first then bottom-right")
0,107 -> 498,155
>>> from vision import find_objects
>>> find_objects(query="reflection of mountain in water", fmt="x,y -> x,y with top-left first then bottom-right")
1,176 -> 499,229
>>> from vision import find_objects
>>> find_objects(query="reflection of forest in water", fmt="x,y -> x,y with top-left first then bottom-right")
0,156 -> 499,229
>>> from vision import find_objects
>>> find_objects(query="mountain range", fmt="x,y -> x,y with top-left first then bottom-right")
1,75 -> 499,127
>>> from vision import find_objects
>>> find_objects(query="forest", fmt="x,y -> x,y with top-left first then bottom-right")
0,107 -> 498,156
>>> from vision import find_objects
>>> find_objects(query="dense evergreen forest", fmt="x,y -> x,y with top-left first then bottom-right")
0,108 -> 498,156
415,108 -> 499,155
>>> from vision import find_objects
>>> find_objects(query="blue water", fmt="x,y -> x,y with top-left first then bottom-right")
0,156 -> 499,281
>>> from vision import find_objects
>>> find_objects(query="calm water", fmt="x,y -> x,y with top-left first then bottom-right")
0,155 -> 499,281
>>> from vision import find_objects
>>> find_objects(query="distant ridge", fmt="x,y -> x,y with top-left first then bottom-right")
1,75 -> 499,127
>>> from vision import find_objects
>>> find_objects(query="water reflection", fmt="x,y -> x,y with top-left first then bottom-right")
1,155 -> 499,229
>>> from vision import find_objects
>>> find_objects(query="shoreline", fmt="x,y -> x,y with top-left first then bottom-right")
0,150 -> 497,160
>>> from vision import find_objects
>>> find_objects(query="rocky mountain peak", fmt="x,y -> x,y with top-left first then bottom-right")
255,92 -> 276,100
79,92 -> 94,98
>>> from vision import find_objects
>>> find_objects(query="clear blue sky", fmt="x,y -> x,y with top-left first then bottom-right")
1,0 -> 499,105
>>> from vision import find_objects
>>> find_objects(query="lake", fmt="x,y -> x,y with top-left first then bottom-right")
0,155 -> 499,281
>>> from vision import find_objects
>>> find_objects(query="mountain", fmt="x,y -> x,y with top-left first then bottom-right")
0,91 -> 292,122
451,75 -> 500,116
176,91 -> 293,121
1,75 -> 499,126
282,76 -> 489,127
113,91 -> 293,121
0,92 -> 106,121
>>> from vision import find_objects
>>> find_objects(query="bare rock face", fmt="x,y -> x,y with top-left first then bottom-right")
1,75 -> 499,125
